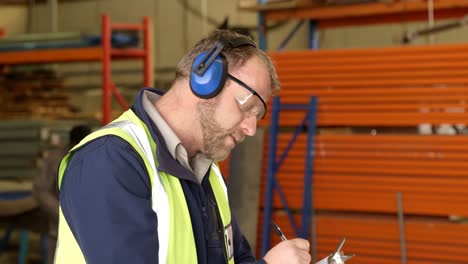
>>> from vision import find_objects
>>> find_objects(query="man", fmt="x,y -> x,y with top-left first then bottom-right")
55,30 -> 311,264
33,124 -> 91,264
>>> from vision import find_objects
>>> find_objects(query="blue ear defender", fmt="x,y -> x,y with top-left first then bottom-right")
190,37 -> 257,99
190,41 -> 227,99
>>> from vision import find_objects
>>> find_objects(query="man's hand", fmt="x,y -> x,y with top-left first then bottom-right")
263,238 -> 311,264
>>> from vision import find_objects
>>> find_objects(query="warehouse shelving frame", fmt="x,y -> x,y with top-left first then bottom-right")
0,14 -> 152,264
261,96 -> 318,256
256,0 -> 468,50
257,0 -> 468,261
0,13 -> 153,124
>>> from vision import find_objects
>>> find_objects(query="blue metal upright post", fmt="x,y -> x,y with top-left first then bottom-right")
258,13 -> 267,50
309,20 -> 318,49
18,230 -> 29,264
258,0 -> 267,50
308,20 -> 319,262
261,96 -> 281,256
301,96 -> 318,239
0,225 -> 13,251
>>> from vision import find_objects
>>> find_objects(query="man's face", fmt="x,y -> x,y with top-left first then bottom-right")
198,56 -> 272,161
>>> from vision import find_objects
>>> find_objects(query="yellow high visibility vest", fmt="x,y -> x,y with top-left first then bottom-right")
55,109 -> 235,264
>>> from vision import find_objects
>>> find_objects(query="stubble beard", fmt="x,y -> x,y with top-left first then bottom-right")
197,100 -> 233,161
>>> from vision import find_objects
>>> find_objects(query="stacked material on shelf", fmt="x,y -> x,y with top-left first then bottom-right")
238,0 -> 380,11
0,69 -> 75,119
0,32 -> 139,52
0,120 -> 97,181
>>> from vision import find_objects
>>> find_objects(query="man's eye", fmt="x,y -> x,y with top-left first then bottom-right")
244,99 -> 257,109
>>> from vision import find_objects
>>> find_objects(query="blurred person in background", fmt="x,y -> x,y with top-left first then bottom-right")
33,124 -> 91,264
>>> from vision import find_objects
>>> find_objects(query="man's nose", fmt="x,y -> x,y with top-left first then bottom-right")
240,115 -> 257,136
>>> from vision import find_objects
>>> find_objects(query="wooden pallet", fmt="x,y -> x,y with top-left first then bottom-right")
0,69 -> 73,119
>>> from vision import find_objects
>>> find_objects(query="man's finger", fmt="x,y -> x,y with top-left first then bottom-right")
290,238 -> 310,251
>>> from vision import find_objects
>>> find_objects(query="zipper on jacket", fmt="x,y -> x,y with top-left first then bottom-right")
197,184 -> 211,240
210,198 -> 229,264
199,185 -> 208,218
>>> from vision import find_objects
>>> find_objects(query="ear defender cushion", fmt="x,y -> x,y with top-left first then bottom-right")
190,51 -> 228,99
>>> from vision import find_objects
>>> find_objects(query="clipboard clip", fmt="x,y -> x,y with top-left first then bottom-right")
326,238 -> 355,264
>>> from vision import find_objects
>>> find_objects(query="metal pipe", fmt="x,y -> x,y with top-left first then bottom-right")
277,20 -> 305,51
427,0 -> 434,44
397,192 -> 407,264
401,16 -> 468,44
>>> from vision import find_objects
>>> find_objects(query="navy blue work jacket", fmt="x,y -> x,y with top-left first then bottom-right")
59,88 -> 266,264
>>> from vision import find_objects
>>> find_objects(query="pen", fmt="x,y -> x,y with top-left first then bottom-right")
271,222 -> 287,241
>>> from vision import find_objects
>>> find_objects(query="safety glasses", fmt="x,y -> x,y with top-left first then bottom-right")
227,73 -> 267,120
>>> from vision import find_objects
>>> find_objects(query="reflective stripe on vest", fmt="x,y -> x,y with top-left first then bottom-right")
55,109 -> 234,264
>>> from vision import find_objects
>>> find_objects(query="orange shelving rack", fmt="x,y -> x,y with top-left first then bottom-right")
0,14 -> 153,125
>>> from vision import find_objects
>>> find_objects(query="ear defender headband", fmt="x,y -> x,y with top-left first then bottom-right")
190,37 -> 257,99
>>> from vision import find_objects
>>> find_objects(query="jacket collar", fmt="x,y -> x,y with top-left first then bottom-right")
130,88 -> 199,183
